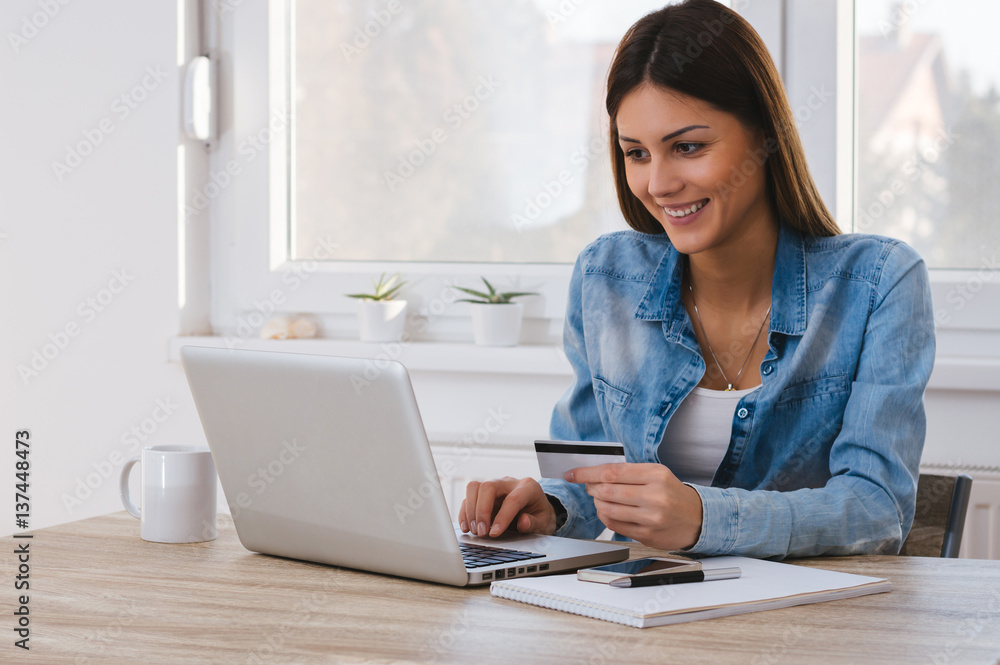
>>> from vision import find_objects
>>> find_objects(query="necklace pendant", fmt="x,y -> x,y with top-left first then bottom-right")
725,383 -> 734,391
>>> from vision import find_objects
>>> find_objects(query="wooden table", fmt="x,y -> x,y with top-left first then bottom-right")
7,512 -> 1000,664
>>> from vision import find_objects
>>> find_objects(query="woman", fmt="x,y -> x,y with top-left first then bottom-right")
458,0 -> 935,558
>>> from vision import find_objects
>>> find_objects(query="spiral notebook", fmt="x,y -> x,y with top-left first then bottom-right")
490,555 -> 891,628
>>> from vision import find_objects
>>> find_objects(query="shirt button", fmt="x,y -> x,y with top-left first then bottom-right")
762,364 -> 773,375
737,407 -> 749,419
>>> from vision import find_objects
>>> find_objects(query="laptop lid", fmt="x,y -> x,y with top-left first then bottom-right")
180,346 -> 629,586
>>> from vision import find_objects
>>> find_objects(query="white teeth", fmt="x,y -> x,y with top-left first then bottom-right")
663,199 -> 707,218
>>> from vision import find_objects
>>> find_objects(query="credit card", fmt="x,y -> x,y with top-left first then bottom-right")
534,439 -> 627,479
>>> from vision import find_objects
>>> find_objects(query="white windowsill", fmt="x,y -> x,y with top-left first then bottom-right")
167,336 -> 573,376
167,336 -> 1000,392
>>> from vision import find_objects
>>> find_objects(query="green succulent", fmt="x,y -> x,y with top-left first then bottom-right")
453,277 -> 538,304
345,272 -> 407,301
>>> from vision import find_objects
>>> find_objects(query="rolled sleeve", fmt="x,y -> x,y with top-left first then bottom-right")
539,481 -> 604,539
679,484 -> 741,555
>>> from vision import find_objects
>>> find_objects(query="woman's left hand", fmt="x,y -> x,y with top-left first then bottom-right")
564,463 -> 703,550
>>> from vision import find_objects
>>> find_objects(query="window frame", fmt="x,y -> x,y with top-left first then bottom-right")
206,0 -> 1000,352
208,0 -> 576,342
772,0 -> 1000,358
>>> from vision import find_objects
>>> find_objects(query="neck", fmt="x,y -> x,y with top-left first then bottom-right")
686,217 -> 779,314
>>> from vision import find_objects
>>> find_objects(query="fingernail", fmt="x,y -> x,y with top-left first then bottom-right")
563,471 -> 574,482
478,522 -> 486,537
489,524 -> 500,536
470,521 -> 477,533
460,521 -> 468,532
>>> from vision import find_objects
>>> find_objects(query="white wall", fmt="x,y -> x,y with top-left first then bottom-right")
0,0 -> 210,533
2,2 -> 998,551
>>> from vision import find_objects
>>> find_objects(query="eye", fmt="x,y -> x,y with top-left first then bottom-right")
676,142 -> 703,155
624,148 -> 649,163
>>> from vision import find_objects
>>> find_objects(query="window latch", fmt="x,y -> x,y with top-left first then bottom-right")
183,55 -> 216,145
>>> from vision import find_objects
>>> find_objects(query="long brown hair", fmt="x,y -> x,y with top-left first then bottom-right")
606,0 -> 839,237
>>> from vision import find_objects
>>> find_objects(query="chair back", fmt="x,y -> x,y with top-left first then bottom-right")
899,473 -> 973,558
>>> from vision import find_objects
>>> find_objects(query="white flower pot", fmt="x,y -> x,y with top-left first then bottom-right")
357,300 -> 407,342
469,302 -> 523,347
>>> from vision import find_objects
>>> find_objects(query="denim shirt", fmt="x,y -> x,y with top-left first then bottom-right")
540,222 -> 935,559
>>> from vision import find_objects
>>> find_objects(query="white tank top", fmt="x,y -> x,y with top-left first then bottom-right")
657,385 -> 761,486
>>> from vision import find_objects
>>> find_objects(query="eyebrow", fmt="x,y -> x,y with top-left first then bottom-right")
618,125 -> 710,144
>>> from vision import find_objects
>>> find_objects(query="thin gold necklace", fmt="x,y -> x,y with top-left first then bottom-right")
687,276 -> 771,391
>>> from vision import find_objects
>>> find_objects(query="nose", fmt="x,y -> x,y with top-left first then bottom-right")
648,156 -> 683,200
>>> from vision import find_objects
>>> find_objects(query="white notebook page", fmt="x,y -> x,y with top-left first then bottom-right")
490,556 -> 891,628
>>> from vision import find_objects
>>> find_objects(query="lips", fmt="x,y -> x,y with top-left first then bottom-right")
662,198 -> 709,218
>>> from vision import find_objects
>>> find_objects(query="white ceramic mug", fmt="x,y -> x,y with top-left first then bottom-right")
119,445 -> 218,543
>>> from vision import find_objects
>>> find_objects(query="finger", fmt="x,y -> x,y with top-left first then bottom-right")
593,496 -> 647,524
584,481 -> 643,507
593,498 -> 646,539
463,481 -> 481,533
564,462 -> 626,484
516,508 -> 555,535
474,481 -> 503,537
597,513 -> 645,543
567,462 -> 662,484
489,486 -> 531,536
458,498 -> 469,532
517,512 -> 533,533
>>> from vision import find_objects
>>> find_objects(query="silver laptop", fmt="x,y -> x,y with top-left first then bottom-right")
179,346 -> 628,586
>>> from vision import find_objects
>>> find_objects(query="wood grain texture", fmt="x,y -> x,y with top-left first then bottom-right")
6,512 -> 1000,665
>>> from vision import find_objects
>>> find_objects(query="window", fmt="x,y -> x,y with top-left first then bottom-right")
763,0 -> 1000,357
208,0 -> 997,351
855,0 -> 1000,270
210,1 -> 729,341
289,1 -> 733,265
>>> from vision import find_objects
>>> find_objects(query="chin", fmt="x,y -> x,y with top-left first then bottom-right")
656,225 -> 712,256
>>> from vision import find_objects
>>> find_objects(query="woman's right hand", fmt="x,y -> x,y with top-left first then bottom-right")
458,476 -> 558,538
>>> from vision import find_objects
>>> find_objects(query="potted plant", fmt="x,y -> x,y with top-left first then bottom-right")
346,273 -> 408,342
454,277 -> 538,347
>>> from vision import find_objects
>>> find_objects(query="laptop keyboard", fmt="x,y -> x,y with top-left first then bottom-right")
459,542 -> 545,569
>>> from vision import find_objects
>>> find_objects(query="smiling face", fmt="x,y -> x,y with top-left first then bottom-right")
615,84 -> 776,257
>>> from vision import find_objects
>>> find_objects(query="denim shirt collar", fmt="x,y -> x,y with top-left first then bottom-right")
769,222 -> 808,336
632,221 -> 807,337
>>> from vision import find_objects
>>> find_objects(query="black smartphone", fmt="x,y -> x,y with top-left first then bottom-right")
577,557 -> 702,583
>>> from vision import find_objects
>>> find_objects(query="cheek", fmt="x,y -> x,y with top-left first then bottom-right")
624,165 -> 649,201
719,163 -> 767,208
703,146 -> 764,197
687,155 -> 728,190
699,160 -> 727,185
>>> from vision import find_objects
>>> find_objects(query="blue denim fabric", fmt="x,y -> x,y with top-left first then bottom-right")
539,222 -> 935,559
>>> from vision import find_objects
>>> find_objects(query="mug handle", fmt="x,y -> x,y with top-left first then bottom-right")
119,456 -> 141,519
